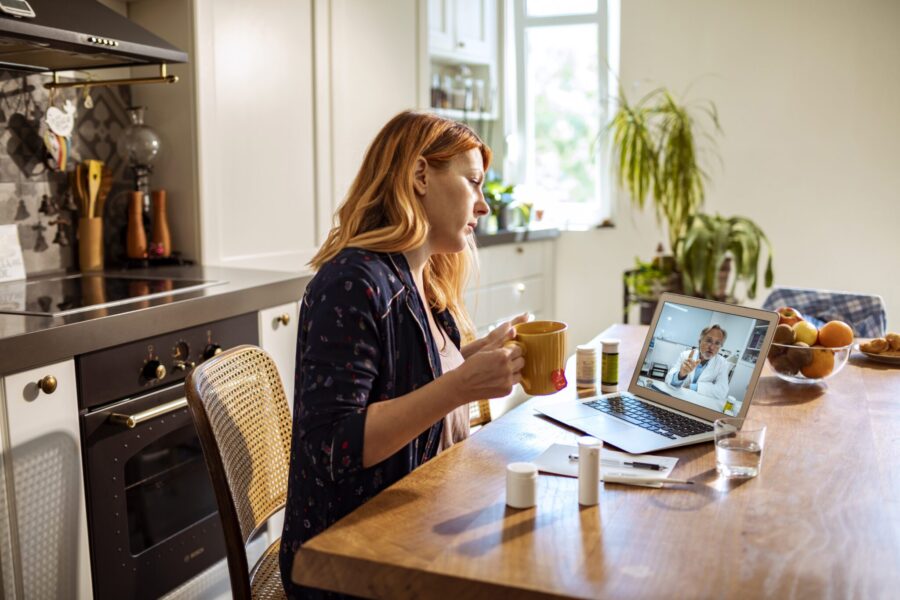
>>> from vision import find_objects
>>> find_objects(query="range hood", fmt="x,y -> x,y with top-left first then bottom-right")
0,0 -> 187,74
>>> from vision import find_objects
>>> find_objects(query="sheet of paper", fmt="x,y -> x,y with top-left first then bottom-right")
532,443 -> 679,488
0,225 -> 26,283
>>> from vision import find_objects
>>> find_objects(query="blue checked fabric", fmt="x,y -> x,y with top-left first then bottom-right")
762,286 -> 887,338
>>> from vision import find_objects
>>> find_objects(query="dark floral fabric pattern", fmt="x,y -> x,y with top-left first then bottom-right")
280,249 -> 460,599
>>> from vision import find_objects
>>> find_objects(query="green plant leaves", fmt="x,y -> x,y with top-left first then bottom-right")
676,213 -> 774,301
606,88 -> 717,251
607,88 -> 774,303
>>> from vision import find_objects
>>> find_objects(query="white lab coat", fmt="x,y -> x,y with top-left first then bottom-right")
666,350 -> 730,400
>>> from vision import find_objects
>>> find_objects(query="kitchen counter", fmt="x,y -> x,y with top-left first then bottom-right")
474,226 -> 559,248
0,265 -> 310,375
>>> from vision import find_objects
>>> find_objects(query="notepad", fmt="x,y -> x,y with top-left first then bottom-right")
532,443 -> 679,488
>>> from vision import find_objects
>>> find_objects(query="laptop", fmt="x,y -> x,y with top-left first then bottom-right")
536,293 -> 779,454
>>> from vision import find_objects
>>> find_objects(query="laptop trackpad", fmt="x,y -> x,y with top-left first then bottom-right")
538,402 -> 634,436
537,401 -> 661,453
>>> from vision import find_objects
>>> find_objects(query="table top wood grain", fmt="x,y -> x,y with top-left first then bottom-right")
292,325 -> 900,599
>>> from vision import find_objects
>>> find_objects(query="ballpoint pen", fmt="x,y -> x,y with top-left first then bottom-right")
568,454 -> 664,471
603,475 -> 693,486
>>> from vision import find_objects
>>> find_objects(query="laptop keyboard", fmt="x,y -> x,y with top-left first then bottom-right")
584,394 -> 714,439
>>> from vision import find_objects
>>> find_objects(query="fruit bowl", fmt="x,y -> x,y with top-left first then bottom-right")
767,343 -> 852,384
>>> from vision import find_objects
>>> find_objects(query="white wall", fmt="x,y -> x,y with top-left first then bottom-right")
555,0 -> 900,351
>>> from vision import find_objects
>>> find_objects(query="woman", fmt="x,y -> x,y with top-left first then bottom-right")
280,111 -> 527,598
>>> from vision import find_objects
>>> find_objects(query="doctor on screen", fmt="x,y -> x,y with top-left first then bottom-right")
666,325 -> 730,400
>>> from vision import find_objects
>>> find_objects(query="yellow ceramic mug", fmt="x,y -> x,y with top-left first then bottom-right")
505,321 -> 568,396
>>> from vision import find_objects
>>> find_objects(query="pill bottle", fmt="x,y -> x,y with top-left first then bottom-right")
576,344 -> 597,389
578,436 -> 602,506
506,462 -> 538,509
600,338 -> 620,394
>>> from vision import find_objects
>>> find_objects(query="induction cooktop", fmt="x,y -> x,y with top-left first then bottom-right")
0,274 -> 224,317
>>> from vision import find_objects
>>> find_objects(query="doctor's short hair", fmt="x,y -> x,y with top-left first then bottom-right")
699,324 -> 728,342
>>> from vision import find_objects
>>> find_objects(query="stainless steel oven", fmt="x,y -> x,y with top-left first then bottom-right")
77,312 -> 258,599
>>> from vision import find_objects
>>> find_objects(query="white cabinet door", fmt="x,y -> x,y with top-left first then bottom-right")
0,360 -> 92,600
325,0 -> 420,215
259,302 -> 300,410
428,0 -> 455,54
194,0 -> 318,272
453,0 -> 495,63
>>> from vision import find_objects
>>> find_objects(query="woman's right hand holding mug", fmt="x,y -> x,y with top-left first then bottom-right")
453,344 -> 525,402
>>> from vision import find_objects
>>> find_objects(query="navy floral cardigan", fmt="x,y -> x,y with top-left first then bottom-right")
279,248 -> 460,598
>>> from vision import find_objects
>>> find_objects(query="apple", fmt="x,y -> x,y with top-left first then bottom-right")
792,321 -> 819,346
776,307 -> 804,327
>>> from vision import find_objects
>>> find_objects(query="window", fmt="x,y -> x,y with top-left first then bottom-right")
505,0 -> 620,229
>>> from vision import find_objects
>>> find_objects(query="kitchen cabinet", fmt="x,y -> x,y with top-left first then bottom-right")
429,0 -> 497,65
133,0 -> 320,272
465,240 -> 556,332
257,301 -> 300,571
464,239 -> 556,418
425,0 -> 501,162
259,301 -> 301,408
0,360 -> 92,600
128,0 -> 422,273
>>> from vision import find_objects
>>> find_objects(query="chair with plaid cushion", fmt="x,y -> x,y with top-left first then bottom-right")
762,286 -> 887,338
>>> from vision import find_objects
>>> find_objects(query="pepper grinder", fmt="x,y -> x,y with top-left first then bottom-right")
127,191 -> 148,259
150,189 -> 171,257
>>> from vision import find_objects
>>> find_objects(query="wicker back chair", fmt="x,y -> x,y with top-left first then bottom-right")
185,345 -> 292,600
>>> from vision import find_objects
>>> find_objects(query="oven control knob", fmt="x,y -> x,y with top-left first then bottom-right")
142,360 -> 166,381
203,344 -> 223,360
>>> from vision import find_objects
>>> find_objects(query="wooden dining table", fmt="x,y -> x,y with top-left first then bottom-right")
292,324 -> 900,599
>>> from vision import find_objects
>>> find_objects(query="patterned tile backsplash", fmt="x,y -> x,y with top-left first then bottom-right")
0,70 -> 132,275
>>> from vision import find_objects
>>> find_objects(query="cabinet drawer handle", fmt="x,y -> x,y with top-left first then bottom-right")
277,313 -> 291,326
110,398 -> 189,429
37,375 -> 57,394
515,283 -> 526,294
516,246 -> 524,254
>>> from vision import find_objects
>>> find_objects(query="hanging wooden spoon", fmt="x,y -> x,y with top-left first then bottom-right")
86,160 -> 103,218
74,163 -> 89,216
96,166 -> 114,217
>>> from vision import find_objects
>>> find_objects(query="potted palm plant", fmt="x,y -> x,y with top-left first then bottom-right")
607,88 -> 719,252
608,87 -> 776,309
674,213 -> 774,301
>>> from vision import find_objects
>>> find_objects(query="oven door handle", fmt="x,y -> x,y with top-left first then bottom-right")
109,398 -> 189,428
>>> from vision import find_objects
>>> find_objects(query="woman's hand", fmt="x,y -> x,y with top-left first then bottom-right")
450,344 -> 525,403
462,312 -> 531,358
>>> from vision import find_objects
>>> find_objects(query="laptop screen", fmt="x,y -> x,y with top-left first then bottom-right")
635,301 -> 772,417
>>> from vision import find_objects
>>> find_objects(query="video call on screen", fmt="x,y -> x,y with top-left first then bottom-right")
636,302 -> 769,417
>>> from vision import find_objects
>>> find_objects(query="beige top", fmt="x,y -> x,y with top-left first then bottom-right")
436,328 -> 469,452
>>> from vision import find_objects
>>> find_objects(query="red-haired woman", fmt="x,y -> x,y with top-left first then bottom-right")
280,111 -> 527,598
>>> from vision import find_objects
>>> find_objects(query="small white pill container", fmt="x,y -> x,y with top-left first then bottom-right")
578,436 -> 602,506
506,462 -> 538,509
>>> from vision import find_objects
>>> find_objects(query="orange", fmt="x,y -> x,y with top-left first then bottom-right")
818,320 -> 854,348
801,347 -> 835,378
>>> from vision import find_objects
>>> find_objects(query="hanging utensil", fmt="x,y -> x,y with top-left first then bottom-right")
86,160 -> 103,218
74,163 -> 89,216
96,166 -> 114,217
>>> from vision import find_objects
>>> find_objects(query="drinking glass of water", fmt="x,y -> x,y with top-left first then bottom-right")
714,417 -> 766,479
